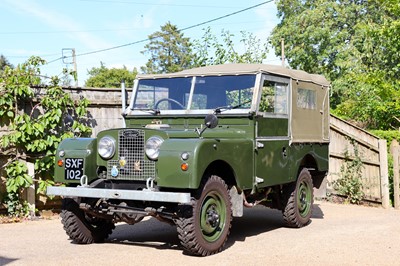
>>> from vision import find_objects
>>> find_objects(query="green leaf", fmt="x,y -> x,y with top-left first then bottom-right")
7,111 -> 14,118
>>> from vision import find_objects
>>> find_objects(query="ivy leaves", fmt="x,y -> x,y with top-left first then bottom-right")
0,56 -> 91,216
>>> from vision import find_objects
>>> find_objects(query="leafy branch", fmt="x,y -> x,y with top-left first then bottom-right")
0,56 -> 91,217
333,139 -> 365,204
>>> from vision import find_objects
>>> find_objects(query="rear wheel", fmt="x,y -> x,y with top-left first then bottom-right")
282,168 -> 313,228
60,198 -> 115,244
176,175 -> 232,256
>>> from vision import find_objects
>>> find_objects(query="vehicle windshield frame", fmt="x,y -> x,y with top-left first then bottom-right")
128,74 -> 258,116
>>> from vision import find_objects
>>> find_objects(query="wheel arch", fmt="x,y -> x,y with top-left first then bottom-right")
202,160 -> 237,188
298,153 -> 326,189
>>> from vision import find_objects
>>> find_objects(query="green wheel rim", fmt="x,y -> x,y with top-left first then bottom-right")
200,191 -> 227,242
297,180 -> 312,218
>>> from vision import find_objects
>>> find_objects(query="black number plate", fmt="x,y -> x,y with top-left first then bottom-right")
65,158 -> 84,180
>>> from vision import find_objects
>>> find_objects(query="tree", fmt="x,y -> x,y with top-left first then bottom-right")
0,56 -> 91,217
270,0 -> 400,129
85,62 -> 137,88
0,54 -> 13,71
141,22 -> 193,74
192,27 -> 269,67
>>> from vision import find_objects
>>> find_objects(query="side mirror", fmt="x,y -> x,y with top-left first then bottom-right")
196,114 -> 219,137
204,114 -> 218,129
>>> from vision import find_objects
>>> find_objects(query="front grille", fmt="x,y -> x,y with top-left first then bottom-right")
107,129 -> 156,180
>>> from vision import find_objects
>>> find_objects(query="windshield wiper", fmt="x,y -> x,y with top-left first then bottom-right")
131,108 -> 160,115
214,100 -> 252,114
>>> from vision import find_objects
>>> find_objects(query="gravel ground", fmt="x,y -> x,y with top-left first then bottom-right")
0,201 -> 399,266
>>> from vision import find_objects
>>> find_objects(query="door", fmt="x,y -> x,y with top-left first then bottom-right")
255,75 -> 291,187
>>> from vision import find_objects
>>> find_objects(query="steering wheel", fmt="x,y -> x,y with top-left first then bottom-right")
154,98 -> 185,109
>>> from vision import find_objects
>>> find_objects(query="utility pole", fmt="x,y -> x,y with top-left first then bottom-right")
62,48 -> 78,87
281,38 -> 285,67
72,49 -> 78,87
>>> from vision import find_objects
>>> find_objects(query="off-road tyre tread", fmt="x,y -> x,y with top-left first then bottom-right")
282,168 -> 313,228
176,175 -> 232,256
60,198 -> 115,244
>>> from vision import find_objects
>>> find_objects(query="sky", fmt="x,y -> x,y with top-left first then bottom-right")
0,0 -> 280,86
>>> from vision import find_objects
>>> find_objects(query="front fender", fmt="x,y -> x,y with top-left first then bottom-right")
54,138 -> 97,184
157,138 -> 253,189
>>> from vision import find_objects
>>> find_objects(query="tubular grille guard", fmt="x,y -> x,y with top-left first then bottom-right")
107,129 -> 156,180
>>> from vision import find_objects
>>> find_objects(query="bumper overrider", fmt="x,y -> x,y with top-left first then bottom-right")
46,186 -> 191,204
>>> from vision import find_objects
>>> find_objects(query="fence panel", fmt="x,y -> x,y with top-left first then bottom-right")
328,115 -> 387,204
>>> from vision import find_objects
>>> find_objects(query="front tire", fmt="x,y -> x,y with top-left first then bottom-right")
282,168 -> 314,228
60,198 -> 115,244
176,175 -> 232,256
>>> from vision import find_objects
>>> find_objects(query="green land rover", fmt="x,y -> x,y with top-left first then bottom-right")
47,64 -> 330,256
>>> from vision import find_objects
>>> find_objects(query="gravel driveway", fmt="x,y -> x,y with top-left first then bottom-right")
1,201 -> 399,266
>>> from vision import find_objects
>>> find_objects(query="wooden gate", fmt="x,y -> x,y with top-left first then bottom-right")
327,115 -> 390,207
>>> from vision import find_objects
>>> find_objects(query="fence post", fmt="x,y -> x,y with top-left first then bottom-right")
379,139 -> 390,209
26,161 -> 36,217
390,140 -> 400,210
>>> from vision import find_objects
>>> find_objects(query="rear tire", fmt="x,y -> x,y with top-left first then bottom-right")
176,175 -> 232,256
282,168 -> 313,228
60,198 -> 115,244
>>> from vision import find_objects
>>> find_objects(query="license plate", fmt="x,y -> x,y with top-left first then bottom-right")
65,158 -> 84,180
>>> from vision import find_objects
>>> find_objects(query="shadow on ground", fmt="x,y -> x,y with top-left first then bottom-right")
107,204 -> 324,253
0,256 -> 18,266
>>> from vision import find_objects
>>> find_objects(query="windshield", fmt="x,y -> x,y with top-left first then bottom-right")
132,75 -> 256,114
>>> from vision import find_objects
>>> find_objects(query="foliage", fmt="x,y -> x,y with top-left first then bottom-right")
333,140 -> 364,204
0,56 -> 91,217
85,62 -> 138,88
192,27 -> 268,66
370,130 -> 400,147
270,0 -> 400,130
371,129 -> 400,205
0,54 -> 13,71
141,22 -> 193,74
140,24 -> 269,74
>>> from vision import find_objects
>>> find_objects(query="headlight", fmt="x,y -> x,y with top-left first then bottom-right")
145,136 -> 164,160
98,136 -> 116,159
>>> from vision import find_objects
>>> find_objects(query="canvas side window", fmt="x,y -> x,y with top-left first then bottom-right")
259,80 -> 288,114
189,93 -> 207,109
297,88 -> 316,109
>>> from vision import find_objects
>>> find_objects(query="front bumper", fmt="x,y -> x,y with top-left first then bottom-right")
47,186 -> 191,204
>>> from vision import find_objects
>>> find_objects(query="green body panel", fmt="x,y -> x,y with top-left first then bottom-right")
54,138 -> 97,184
255,139 -> 291,186
256,117 -> 288,137
289,143 -> 329,179
54,116 -> 329,190
256,141 -> 329,187
157,137 -> 254,189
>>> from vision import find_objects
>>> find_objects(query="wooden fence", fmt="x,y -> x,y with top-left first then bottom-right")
327,115 -> 390,208
0,86 -> 397,212
390,141 -> 400,209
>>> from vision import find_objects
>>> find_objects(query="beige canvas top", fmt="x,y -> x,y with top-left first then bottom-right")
136,63 -> 330,87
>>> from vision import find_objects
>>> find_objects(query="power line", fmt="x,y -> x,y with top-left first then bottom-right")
45,0 -> 273,64
78,0 -> 251,9
0,20 -> 266,36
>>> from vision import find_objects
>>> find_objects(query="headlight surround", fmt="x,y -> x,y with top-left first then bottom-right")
145,136 -> 164,160
98,136 -> 116,159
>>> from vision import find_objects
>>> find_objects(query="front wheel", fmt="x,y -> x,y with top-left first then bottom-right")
282,168 -> 314,228
60,198 -> 115,244
176,175 -> 232,256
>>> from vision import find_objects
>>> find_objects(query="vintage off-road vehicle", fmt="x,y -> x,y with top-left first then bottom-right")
47,64 -> 330,256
